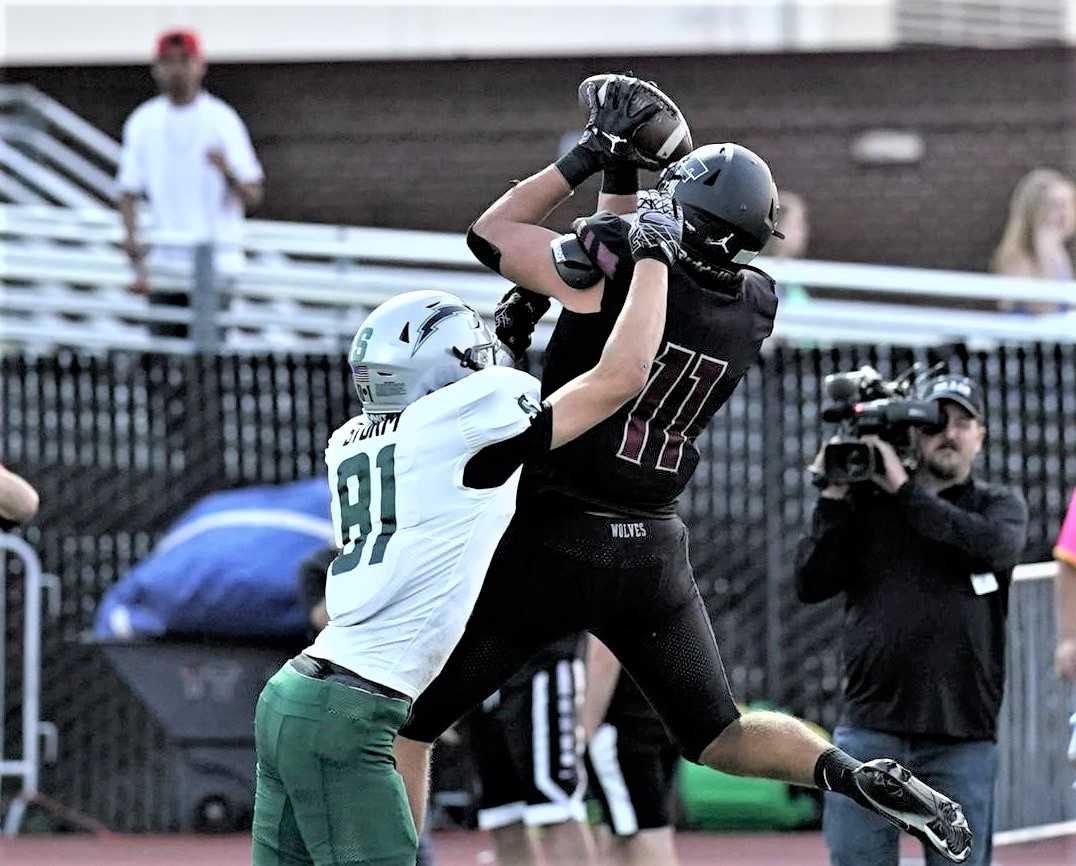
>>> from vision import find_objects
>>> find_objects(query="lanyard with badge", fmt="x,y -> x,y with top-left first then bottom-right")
969,572 -> 999,595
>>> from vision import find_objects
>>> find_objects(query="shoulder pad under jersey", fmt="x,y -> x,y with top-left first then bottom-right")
454,366 -> 543,450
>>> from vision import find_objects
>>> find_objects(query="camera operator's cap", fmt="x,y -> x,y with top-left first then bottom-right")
156,29 -> 202,60
919,374 -> 985,419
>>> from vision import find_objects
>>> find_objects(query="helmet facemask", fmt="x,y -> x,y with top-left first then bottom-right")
452,340 -> 497,373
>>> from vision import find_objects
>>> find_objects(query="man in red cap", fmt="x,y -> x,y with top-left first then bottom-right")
117,29 -> 263,335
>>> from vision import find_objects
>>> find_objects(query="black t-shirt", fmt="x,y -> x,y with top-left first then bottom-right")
794,478 -> 1029,740
523,211 -> 777,517
298,545 -> 335,619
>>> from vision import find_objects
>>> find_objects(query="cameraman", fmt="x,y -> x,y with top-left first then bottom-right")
795,374 -> 1027,866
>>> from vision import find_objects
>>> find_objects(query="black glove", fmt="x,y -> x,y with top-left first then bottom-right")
628,189 -> 683,268
494,287 -> 551,361
555,76 -> 662,187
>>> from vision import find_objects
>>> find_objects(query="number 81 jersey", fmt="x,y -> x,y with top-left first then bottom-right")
528,211 -> 778,516
308,365 -> 542,700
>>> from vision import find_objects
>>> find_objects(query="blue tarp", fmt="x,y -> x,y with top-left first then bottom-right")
94,479 -> 333,639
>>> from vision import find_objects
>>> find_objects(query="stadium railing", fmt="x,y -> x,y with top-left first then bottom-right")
995,560 -> 1076,834
5,202 -> 1076,355
0,533 -> 59,836
4,83 -> 1076,353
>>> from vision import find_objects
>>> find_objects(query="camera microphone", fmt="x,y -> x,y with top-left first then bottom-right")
824,374 -> 861,402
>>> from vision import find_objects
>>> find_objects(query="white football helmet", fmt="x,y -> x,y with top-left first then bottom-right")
348,290 -> 497,414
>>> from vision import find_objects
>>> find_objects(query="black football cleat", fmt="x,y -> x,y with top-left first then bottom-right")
853,758 -> 973,863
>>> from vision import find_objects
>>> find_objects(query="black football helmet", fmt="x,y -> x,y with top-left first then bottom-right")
659,143 -> 782,273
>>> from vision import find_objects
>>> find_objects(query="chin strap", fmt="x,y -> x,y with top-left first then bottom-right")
677,248 -> 739,283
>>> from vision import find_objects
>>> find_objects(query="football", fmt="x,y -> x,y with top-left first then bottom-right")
578,73 -> 693,167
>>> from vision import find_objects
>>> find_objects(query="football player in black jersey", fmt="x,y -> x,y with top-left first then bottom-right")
397,75 -> 973,864
467,632 -> 591,865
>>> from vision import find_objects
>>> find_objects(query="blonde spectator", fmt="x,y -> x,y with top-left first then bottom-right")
766,191 -> 809,259
764,191 -> 810,305
991,168 -> 1076,313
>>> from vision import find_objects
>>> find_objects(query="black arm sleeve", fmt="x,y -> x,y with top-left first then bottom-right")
896,482 -> 1028,573
297,545 -> 336,614
463,402 -> 553,490
466,223 -> 502,274
794,497 -> 859,603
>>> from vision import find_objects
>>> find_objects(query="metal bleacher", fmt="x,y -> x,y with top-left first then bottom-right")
3,82 -> 1076,355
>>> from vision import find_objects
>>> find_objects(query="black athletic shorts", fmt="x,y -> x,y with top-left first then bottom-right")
586,672 -> 680,835
470,635 -> 588,829
400,498 -> 740,762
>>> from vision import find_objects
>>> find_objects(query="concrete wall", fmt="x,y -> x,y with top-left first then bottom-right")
9,46 -> 1075,271
2,2 -> 896,65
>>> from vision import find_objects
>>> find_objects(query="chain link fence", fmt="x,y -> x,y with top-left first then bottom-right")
2,342 -> 1074,830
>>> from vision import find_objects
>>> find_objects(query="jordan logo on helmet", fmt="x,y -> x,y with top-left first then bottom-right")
707,233 -> 735,254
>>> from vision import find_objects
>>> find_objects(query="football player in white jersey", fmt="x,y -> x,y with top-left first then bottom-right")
250,189 -> 683,866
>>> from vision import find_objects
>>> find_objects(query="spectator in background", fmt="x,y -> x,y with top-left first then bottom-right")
1055,488 -> 1076,682
765,191 -> 809,258
117,29 -> 263,335
0,464 -> 39,530
297,545 -> 333,641
582,635 -> 682,866
795,373 -> 1028,866
763,190 -> 810,305
991,168 -> 1076,313
468,632 -> 593,866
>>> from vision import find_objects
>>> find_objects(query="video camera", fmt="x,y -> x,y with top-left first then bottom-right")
817,365 -> 945,486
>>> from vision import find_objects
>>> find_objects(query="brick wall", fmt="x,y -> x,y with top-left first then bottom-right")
10,47 -> 1075,271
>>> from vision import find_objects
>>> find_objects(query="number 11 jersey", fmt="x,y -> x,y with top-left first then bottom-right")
526,211 -> 778,517
308,365 -> 542,699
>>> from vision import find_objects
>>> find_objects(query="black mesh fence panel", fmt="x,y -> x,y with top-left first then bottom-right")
2,343 -> 1074,829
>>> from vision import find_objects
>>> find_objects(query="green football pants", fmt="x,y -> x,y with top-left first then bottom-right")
251,663 -> 417,866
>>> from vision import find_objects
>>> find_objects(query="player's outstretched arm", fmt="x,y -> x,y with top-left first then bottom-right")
596,165 -> 641,217
545,190 -> 681,449
467,76 -> 664,312
469,166 -> 603,314
0,465 -> 39,527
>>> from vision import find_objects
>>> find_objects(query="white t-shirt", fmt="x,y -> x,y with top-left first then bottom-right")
307,366 -> 543,700
117,92 -> 263,276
